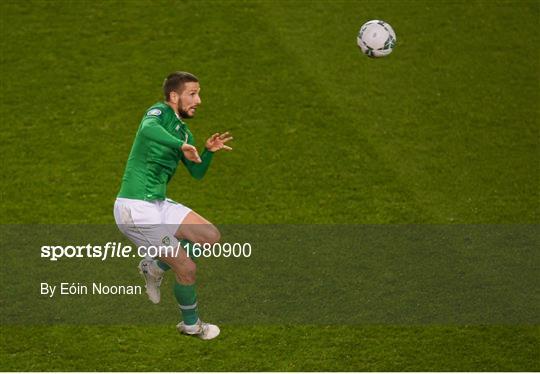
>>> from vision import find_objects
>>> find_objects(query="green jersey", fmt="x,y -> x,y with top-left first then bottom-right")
118,102 -> 213,201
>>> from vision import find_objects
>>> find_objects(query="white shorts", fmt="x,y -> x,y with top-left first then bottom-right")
113,197 -> 192,257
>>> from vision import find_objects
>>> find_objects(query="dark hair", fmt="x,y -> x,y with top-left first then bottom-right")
163,71 -> 199,101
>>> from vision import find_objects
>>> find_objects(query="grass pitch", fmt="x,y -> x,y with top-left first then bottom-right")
1,0 -> 539,371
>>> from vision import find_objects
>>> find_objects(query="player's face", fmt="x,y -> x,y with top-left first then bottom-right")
176,82 -> 201,118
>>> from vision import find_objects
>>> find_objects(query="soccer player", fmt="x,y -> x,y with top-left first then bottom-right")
113,71 -> 232,340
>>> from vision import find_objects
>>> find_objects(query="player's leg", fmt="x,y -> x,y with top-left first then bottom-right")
160,199 -> 220,340
158,248 -> 198,322
160,197 -> 221,262
113,198 -> 166,304
158,248 -> 220,340
155,211 -> 219,268
174,210 -> 221,252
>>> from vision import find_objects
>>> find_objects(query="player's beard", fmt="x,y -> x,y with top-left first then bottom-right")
178,102 -> 193,119
179,110 -> 192,118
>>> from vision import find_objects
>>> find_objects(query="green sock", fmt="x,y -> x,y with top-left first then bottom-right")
174,282 -> 199,325
156,260 -> 170,271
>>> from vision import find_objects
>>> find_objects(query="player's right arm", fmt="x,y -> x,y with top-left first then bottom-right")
140,117 -> 182,148
140,117 -> 201,163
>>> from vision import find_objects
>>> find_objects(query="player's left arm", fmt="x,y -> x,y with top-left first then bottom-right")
182,132 -> 233,180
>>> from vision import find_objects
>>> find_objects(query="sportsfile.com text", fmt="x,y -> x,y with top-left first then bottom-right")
40,242 -> 252,261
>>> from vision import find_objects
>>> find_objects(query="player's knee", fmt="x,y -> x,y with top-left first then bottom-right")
203,225 -> 220,245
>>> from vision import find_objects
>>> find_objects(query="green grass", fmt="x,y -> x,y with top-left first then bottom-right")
1,0 -> 539,371
1,326 -> 539,371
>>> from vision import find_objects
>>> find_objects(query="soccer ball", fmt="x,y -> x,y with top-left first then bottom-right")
357,20 -> 396,58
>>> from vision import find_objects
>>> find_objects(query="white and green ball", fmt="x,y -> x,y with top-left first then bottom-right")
357,20 -> 396,58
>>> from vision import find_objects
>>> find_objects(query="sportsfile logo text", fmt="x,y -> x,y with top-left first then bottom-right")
40,242 -> 252,261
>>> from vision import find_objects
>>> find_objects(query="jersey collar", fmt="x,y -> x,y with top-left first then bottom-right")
163,102 -> 187,125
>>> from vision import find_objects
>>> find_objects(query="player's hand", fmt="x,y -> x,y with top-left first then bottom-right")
205,132 -> 233,152
181,143 -> 202,163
